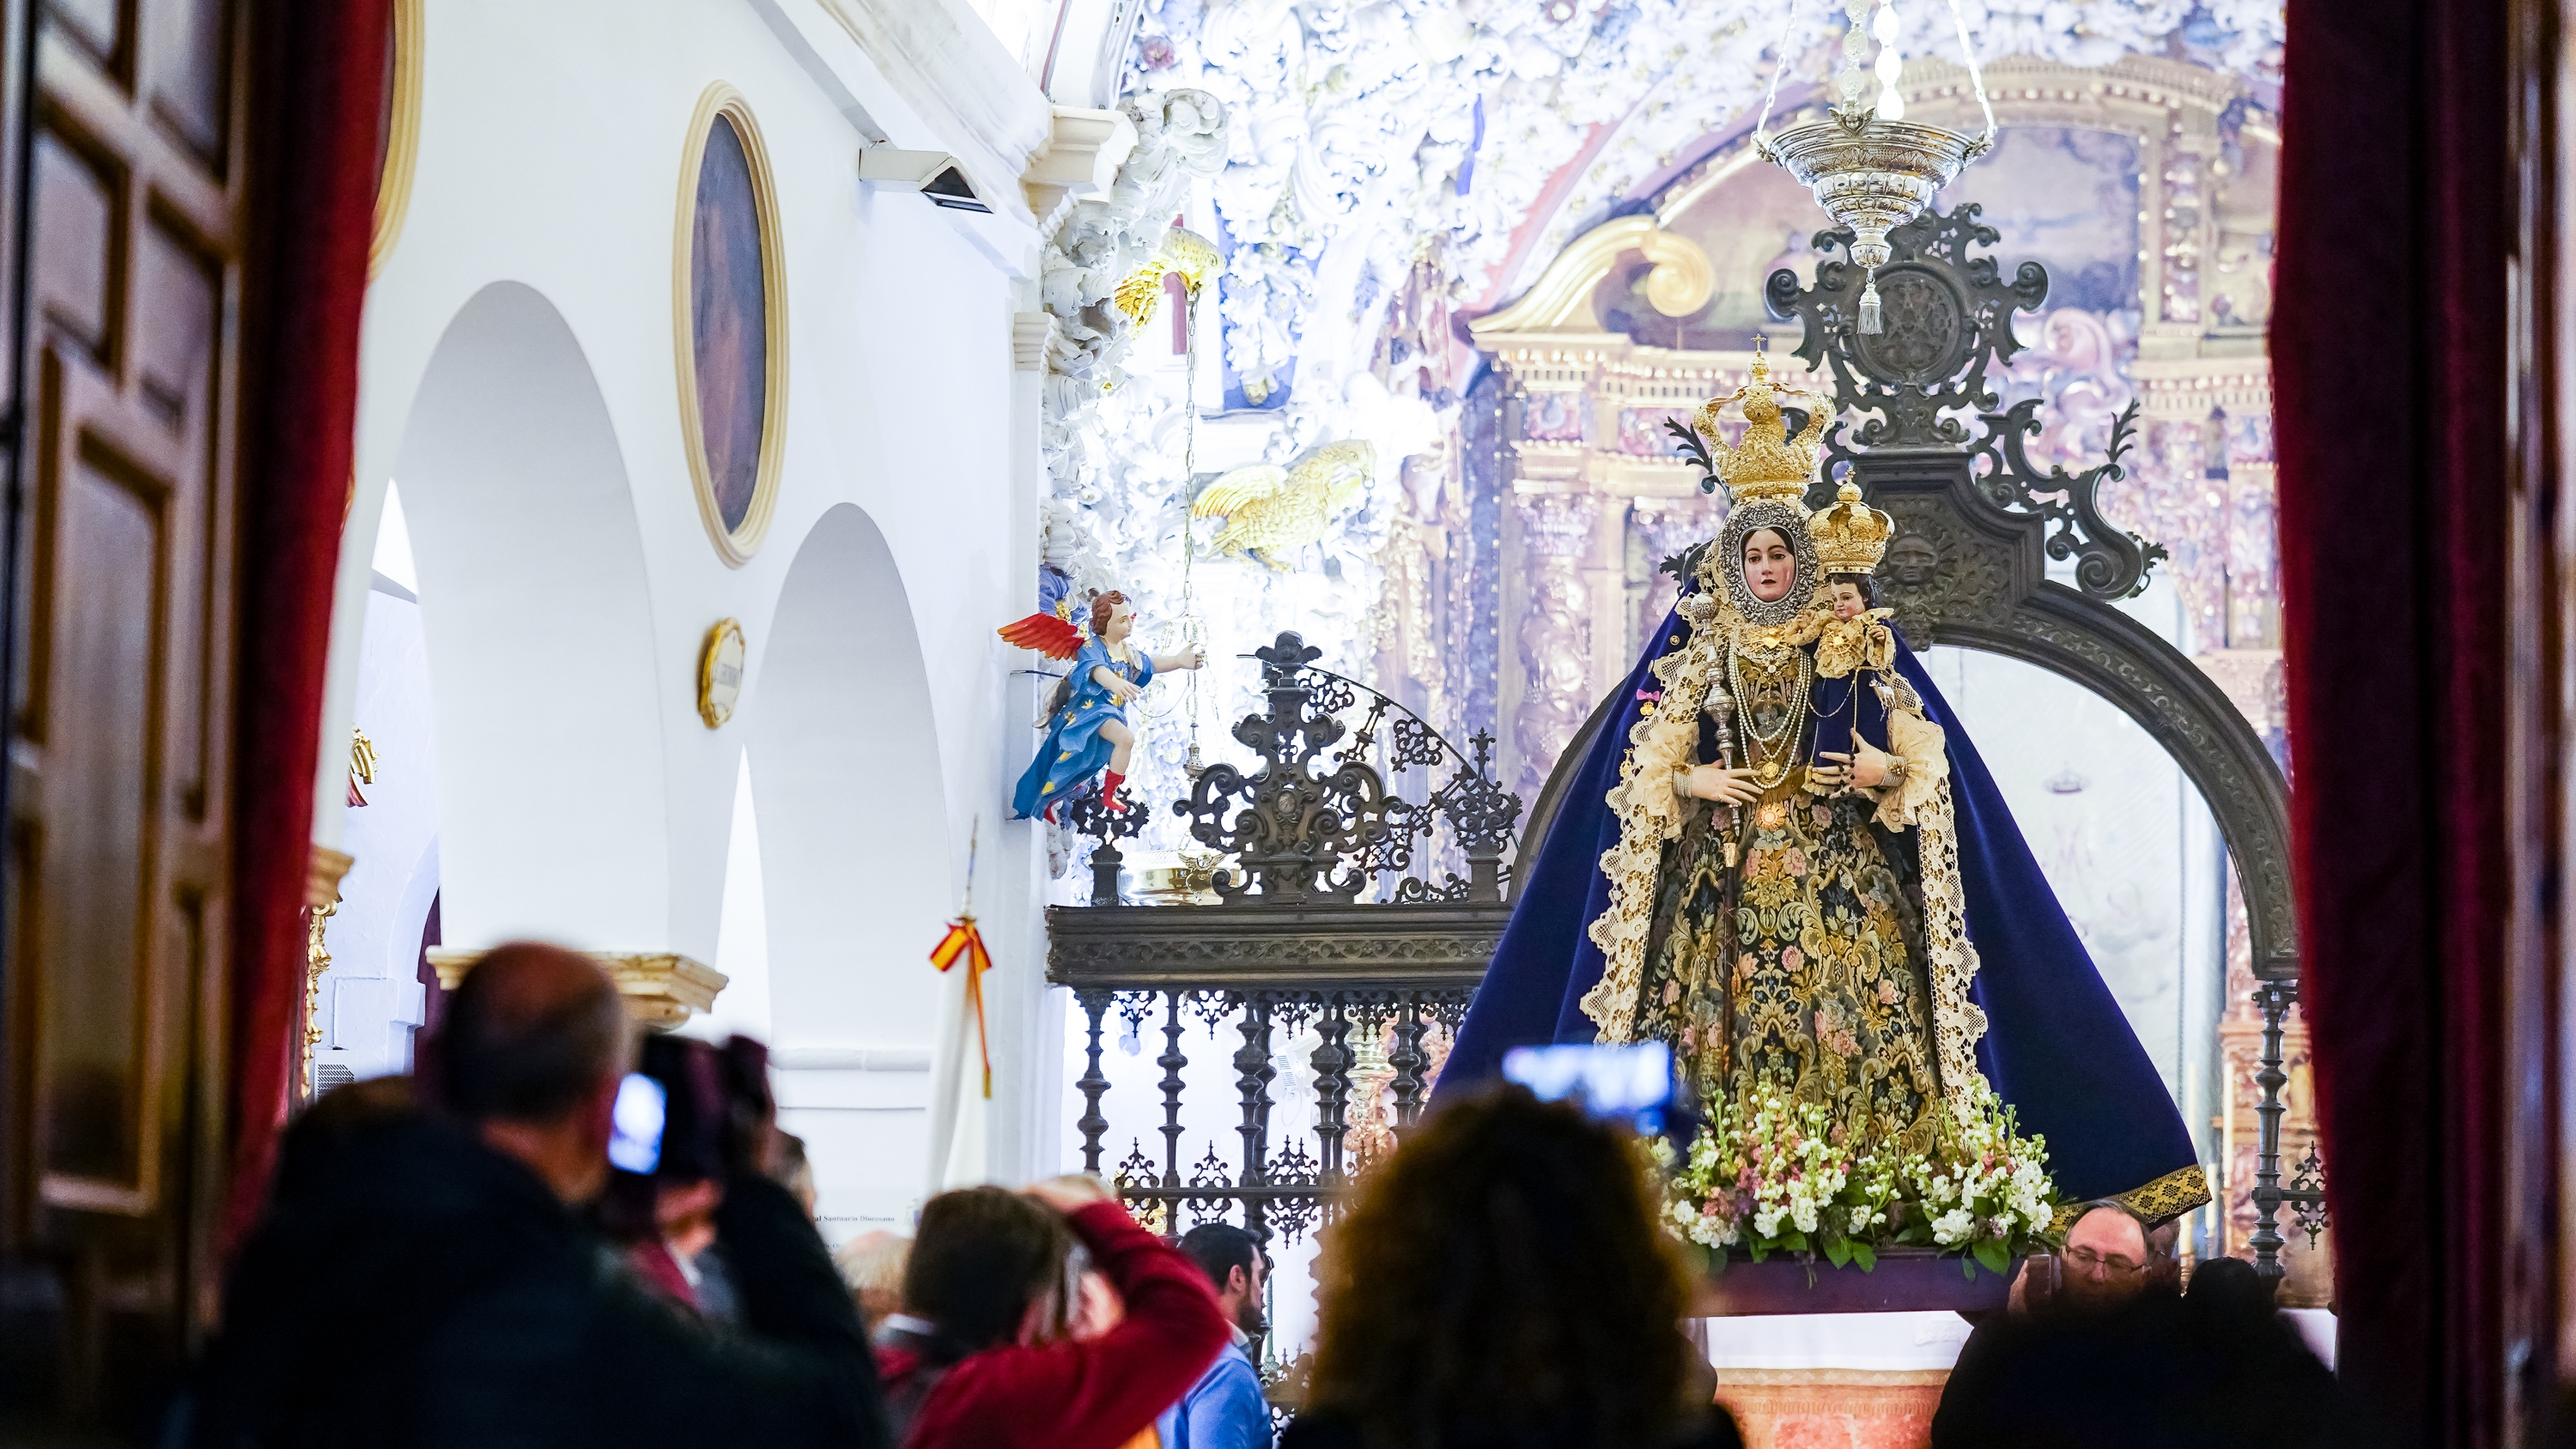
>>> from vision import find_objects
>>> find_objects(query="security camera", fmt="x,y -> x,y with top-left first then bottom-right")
858,147 -> 993,214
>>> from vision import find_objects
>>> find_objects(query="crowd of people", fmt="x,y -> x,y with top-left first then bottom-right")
178,941 -> 2357,1449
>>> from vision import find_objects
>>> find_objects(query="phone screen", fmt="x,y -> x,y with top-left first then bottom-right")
1501,1040 -> 1675,1136
608,1071 -> 667,1175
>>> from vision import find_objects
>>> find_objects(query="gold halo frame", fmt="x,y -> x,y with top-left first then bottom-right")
368,0 -> 423,277
672,82 -> 789,568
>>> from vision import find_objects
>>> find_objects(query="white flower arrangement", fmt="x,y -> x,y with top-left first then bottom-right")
1656,1078 -> 2057,1276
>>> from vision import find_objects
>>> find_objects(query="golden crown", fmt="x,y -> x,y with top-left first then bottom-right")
1808,479 -> 1895,575
1690,346 -> 1832,508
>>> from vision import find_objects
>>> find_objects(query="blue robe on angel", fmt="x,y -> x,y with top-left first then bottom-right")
1012,636 -> 1154,822
1440,489 -> 2208,1223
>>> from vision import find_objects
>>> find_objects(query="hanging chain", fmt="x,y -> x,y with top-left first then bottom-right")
1180,282 -> 1205,779
1751,0 -> 1805,159
1940,0 -> 1996,148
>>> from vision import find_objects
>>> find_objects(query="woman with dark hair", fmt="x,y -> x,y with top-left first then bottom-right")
1283,1088 -> 1741,1449
595,1034 -> 732,1316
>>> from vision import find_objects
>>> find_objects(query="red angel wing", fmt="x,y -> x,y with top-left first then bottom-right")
997,612 -> 1084,659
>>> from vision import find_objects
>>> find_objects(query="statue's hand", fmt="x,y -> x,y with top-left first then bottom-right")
1821,747 -> 1895,790
1684,764 -> 1760,806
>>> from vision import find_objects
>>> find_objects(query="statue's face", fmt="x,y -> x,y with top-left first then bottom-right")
1103,603 -> 1135,643
1742,529 -> 1797,603
1830,580 -> 1868,620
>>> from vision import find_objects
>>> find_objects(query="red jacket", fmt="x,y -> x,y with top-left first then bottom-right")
881,1199 -> 1230,1449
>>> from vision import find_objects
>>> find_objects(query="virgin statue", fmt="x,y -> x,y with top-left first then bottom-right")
1443,352 -> 2207,1227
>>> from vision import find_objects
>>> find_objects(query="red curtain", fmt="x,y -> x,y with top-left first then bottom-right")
2274,1 -> 2507,1443
221,0 -> 392,1249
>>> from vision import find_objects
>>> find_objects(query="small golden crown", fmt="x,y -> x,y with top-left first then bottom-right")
1808,479 -> 1895,574
1690,344 -> 1832,508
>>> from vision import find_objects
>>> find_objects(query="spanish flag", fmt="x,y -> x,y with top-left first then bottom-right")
929,916 -> 994,1098
926,913 -> 994,1191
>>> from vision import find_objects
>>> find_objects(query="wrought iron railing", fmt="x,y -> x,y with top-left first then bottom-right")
2248,979 -> 2330,1277
1050,632 -> 1521,1253
1069,986 -> 1477,1247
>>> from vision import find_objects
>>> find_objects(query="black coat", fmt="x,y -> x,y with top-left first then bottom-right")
1932,1289 -> 2379,1449
185,1080 -> 888,1449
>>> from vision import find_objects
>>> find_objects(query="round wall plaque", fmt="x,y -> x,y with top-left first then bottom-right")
698,618 -> 746,728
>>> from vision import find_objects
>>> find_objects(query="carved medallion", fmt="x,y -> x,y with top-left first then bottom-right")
1849,265 -> 1969,386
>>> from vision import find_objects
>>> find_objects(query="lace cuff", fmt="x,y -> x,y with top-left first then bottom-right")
1872,708 -> 1950,830
1630,714 -> 1698,827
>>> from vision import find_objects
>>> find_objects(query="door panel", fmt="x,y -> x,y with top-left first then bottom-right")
36,433 -> 167,1206
3,0 -> 241,1433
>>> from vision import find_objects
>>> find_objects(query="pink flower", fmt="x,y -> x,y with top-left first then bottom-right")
1785,848 -> 1810,878
1878,977 -> 1899,1005
1812,803 -> 1832,829
1736,953 -> 1758,981
1662,977 -> 1680,1005
1782,946 -> 1806,973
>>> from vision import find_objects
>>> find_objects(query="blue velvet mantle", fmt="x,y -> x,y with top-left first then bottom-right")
1440,603 -> 2200,1207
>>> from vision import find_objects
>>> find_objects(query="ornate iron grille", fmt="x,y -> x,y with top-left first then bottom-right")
1070,986 -> 1477,1248
1069,630 -> 1522,908
1049,633 -> 1520,1248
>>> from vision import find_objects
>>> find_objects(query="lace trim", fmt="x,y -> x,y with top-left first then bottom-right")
1915,771 -> 1993,1119
1579,607 -> 1732,1041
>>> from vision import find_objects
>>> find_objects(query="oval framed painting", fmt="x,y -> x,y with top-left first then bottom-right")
673,83 -> 788,567
369,0 -> 423,276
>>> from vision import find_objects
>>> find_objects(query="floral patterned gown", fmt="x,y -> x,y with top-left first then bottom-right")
1626,621 -> 1950,1160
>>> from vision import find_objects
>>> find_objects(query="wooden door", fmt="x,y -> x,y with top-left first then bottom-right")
2,0 -> 246,1434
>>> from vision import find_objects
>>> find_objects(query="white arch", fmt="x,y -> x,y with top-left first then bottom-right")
747,501 -> 950,1046
747,502 -> 951,1234
390,281 -> 671,950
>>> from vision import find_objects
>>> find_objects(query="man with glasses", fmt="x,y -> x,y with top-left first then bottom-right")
1929,1202 -> 2171,1447
2054,1202 -> 2160,1310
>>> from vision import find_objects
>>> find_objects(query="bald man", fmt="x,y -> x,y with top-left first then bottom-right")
189,943 -> 890,1449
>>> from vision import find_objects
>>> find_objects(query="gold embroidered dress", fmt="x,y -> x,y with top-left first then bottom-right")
1583,354 -> 1982,1157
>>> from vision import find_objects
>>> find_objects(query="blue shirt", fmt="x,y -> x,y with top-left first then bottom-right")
1157,1337 -> 1272,1449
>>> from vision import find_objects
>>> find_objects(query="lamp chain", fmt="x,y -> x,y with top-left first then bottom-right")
1941,0 -> 1996,146
1180,282 -> 1204,780
1751,0 -> 1804,157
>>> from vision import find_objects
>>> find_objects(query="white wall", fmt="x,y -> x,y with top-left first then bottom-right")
308,0 -> 1056,1218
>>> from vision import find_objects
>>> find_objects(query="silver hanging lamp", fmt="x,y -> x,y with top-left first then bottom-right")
1752,0 -> 1997,334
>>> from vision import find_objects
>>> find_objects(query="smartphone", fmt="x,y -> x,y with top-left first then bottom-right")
1501,1040 -> 1675,1136
608,1071 -> 667,1175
